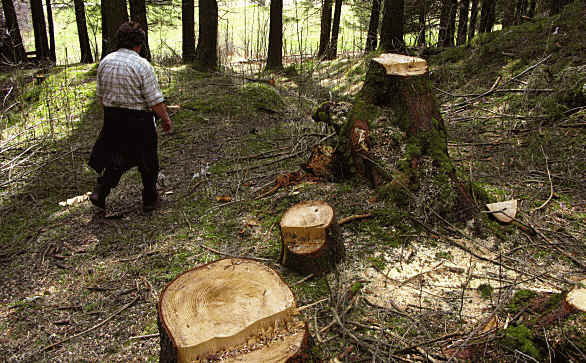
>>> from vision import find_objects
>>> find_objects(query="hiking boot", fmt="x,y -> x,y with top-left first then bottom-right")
142,193 -> 161,213
90,184 -> 110,209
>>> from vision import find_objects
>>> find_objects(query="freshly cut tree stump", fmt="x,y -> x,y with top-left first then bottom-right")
158,258 -> 309,363
280,200 -> 344,275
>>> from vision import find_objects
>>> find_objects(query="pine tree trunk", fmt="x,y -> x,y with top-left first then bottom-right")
456,0 -> 470,46
101,0 -> 129,58
129,0 -> 151,60
73,0 -> 93,63
181,0 -> 195,62
503,0 -> 515,27
158,258 -> 310,362
325,0 -> 343,60
194,0 -> 218,71
30,0 -> 50,60
514,0 -> 527,24
266,0 -> 283,70
380,0 -> 404,53
1,0 -> 26,62
438,0 -> 451,47
479,0 -> 496,33
528,0 -> 536,18
445,0 -> 458,47
45,0 -> 56,61
365,0 -> 381,52
468,0 -> 478,40
416,0 -> 426,47
318,0 -> 333,57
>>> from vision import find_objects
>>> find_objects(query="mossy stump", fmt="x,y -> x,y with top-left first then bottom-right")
314,53 -> 476,220
157,258 -> 309,362
280,201 -> 344,276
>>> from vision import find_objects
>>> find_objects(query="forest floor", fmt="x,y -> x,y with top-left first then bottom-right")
1,3 -> 585,362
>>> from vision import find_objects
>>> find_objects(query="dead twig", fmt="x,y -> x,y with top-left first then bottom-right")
531,146 -> 554,212
197,243 -> 272,263
338,213 -> 372,225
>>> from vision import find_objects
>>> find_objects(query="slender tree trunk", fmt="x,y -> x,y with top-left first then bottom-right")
73,0 -> 93,63
318,0 -> 333,57
194,0 -> 218,71
445,0 -> 458,47
1,0 -> 26,62
438,0 -> 451,47
365,0 -> 381,52
266,0 -> 283,70
182,0 -> 195,62
326,0 -> 343,59
101,0 -> 129,58
45,0 -> 56,61
29,0 -> 50,60
416,0 -> 426,47
528,0 -> 537,18
503,0 -> 515,27
456,0 -> 469,46
468,0 -> 478,40
479,0 -> 496,33
514,0 -> 527,24
129,0 -> 151,60
380,0 -> 404,53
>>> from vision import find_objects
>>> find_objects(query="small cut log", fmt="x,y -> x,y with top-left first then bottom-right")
158,258 -> 310,362
280,200 -> 344,275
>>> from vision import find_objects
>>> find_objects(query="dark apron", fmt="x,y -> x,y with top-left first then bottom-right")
89,107 -> 159,176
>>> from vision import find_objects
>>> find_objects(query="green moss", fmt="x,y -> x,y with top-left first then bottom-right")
502,325 -> 541,360
478,283 -> 493,299
508,289 -> 537,313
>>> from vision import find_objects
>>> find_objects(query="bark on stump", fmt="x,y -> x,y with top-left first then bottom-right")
158,258 -> 309,362
280,200 -> 344,276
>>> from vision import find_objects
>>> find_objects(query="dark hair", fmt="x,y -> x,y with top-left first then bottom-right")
116,21 -> 146,50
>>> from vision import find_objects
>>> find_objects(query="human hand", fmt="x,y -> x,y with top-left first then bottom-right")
162,118 -> 173,133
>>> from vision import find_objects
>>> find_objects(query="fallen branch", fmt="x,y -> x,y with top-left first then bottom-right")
197,243 -> 272,263
531,146 -> 554,212
339,213 -> 372,225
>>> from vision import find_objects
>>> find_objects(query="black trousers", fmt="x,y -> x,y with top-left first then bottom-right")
89,107 -> 159,204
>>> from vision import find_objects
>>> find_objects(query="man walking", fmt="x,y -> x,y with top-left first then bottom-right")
89,21 -> 173,213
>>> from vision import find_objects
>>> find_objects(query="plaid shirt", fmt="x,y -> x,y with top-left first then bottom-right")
97,48 -> 164,111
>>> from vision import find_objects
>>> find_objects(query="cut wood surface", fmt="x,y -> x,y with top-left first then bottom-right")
372,53 -> 428,76
158,258 -> 308,363
280,200 -> 344,275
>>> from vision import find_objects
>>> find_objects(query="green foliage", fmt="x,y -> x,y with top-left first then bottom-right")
502,325 -> 541,360
508,289 -> 537,313
478,283 -> 493,299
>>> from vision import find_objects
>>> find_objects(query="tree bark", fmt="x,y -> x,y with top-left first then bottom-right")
438,0 -> 451,47
468,0 -> 478,41
527,0 -> 537,18
101,0 -> 129,58
456,0 -> 470,46
158,258 -> 310,362
325,0 -> 343,60
416,0 -> 426,47
129,0 -> 151,60
45,0 -> 56,61
479,0 -> 496,33
181,0 -> 195,63
445,0 -> 458,47
503,0 -> 515,27
1,0 -> 26,62
514,0 -> 527,24
73,0 -> 93,63
365,0 -> 381,52
29,0 -> 50,60
380,0 -> 404,53
266,0 -> 283,70
318,0 -> 333,57
280,201 -> 344,276
194,0 -> 218,71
